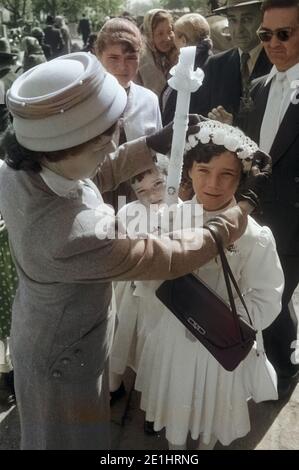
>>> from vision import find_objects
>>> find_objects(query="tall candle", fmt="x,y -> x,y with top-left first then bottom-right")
165,46 -> 204,205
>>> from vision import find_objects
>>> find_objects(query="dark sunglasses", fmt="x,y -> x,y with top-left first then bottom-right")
257,26 -> 299,42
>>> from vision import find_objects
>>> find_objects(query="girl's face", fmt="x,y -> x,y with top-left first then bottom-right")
131,168 -> 166,207
99,43 -> 139,88
152,19 -> 174,53
188,151 -> 242,211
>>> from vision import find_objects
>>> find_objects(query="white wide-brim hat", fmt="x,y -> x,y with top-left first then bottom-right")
7,52 -> 127,151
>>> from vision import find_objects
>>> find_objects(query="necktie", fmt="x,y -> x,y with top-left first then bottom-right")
260,72 -> 287,153
240,52 -> 250,97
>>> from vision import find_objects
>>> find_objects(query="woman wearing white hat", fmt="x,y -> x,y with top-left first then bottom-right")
0,52 -> 269,449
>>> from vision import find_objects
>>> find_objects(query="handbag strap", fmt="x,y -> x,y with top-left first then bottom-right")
205,224 -> 254,341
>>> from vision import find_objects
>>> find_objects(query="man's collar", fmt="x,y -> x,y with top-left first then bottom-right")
238,43 -> 263,61
265,62 -> 299,86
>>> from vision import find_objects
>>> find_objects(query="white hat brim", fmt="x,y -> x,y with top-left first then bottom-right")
9,53 -> 128,151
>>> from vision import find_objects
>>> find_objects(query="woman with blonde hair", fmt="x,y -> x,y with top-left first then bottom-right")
161,13 -> 213,201
162,13 -> 213,126
137,9 -> 177,97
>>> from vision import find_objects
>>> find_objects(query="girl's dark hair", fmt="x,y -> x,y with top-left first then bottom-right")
2,123 -> 116,173
184,142 -> 228,171
183,141 -> 246,186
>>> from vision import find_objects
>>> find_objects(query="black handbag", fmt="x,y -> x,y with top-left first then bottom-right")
156,226 -> 256,371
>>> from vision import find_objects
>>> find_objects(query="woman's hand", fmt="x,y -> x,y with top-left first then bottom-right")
146,114 -> 201,154
237,150 -> 272,210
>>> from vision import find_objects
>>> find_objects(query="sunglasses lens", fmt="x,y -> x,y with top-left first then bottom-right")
277,30 -> 291,41
258,31 -> 272,42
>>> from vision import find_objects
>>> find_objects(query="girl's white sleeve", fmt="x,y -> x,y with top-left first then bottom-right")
235,226 -> 284,331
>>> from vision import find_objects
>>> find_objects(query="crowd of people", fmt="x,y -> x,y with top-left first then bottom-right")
0,0 -> 298,451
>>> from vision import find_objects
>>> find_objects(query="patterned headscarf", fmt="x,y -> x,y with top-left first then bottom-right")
142,9 -> 176,77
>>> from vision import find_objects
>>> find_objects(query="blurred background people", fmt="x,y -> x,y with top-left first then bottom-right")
77,13 -> 91,47
0,38 -> 18,157
82,32 -> 98,55
43,14 -> 64,59
22,36 -> 46,72
55,15 -> 72,55
31,27 -> 52,60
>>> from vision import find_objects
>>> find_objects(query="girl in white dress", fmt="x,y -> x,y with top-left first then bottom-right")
109,155 -> 169,403
135,121 -> 284,449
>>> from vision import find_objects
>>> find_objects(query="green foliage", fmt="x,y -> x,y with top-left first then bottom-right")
2,0 -> 32,25
160,0 -> 206,13
8,0 -> 126,24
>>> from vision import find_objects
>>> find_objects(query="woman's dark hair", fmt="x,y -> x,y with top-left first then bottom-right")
2,123 -> 117,173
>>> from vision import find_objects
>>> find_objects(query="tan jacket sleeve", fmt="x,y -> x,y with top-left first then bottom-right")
51,221 -> 219,283
93,137 -> 155,194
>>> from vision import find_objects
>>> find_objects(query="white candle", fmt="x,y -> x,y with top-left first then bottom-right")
165,46 -> 204,205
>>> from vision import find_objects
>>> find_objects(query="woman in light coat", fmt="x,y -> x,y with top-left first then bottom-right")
0,52 -> 265,449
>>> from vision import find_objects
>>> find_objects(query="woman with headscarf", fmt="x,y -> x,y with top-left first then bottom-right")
136,9 -> 177,97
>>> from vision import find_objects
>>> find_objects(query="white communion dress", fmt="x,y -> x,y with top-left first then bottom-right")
110,201 -> 163,375
135,198 -> 284,446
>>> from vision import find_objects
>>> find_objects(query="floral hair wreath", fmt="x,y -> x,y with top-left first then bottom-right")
185,120 -> 259,172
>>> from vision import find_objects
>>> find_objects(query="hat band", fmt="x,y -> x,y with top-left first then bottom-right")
7,69 -> 103,119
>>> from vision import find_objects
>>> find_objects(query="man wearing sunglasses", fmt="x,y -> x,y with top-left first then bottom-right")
189,0 -> 271,128
246,0 -> 299,399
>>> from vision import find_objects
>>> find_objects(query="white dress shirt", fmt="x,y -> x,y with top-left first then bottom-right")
260,63 -> 299,153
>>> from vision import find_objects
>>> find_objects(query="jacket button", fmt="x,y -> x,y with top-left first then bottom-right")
61,357 -> 70,365
52,370 -> 62,378
295,202 -> 299,208
295,177 -> 299,183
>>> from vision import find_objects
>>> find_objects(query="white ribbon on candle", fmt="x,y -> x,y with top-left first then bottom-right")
165,46 -> 205,205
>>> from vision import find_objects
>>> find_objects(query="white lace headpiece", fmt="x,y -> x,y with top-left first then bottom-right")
185,120 -> 259,172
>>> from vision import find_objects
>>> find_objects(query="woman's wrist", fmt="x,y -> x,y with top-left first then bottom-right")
237,200 -> 254,215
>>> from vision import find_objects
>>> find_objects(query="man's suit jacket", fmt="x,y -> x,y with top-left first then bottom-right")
190,47 -> 272,123
246,76 -> 299,256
